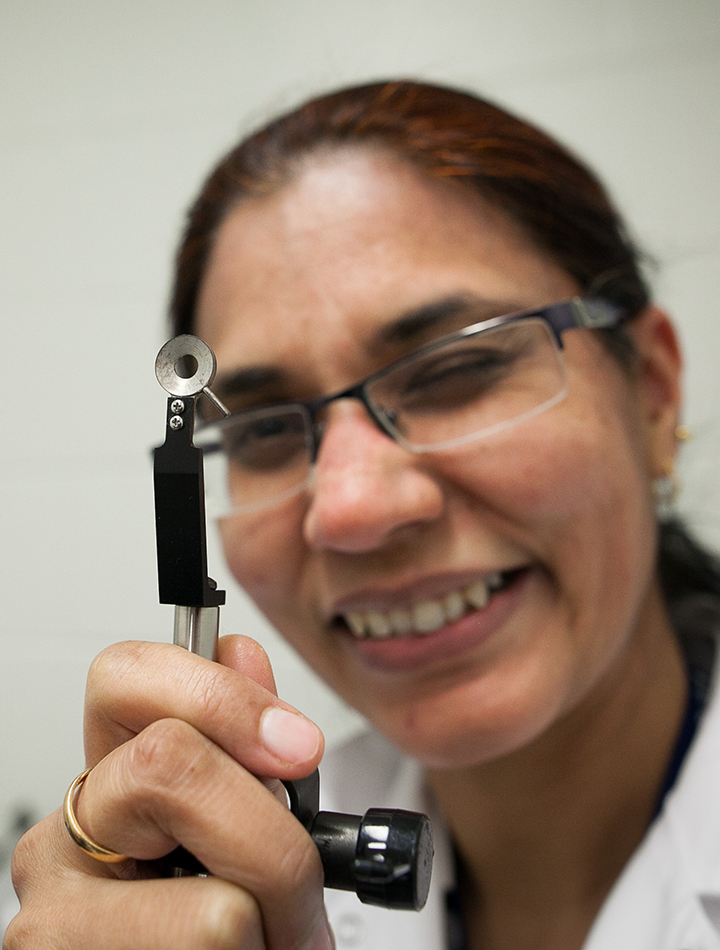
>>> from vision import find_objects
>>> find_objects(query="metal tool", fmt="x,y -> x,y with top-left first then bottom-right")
153,334 -> 433,910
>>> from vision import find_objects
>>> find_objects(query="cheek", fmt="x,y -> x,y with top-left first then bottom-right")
219,504 -> 343,689
496,400 -> 657,647
219,502 -> 307,618
437,394 -> 657,645
441,390 -> 647,529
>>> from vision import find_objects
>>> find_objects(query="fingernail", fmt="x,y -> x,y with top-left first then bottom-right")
260,707 -> 322,763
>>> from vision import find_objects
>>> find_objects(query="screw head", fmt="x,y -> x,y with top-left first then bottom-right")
169,415 -> 184,430
171,399 -> 185,414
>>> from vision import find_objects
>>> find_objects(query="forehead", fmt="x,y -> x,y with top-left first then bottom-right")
195,148 -> 577,384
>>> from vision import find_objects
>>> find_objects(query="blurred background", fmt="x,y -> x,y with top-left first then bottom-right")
1,0 -> 719,912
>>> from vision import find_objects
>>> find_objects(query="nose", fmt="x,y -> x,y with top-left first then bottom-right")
302,402 -> 445,553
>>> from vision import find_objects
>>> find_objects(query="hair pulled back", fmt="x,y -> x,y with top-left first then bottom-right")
170,80 -> 649,344
169,78 -> 720,619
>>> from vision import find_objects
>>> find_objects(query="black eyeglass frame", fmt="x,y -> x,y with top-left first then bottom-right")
199,296 -> 624,465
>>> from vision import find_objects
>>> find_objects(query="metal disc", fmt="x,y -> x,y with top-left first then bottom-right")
155,335 -> 217,396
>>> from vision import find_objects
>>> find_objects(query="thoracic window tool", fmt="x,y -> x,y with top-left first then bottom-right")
153,334 -> 433,910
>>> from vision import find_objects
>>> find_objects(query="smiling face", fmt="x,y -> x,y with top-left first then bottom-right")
195,148 -> 681,768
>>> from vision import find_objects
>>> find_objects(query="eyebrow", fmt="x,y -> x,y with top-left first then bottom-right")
212,293 -> 522,400
213,364 -> 286,400
369,293 -> 517,350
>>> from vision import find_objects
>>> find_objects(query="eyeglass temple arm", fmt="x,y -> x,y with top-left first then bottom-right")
541,297 -> 625,346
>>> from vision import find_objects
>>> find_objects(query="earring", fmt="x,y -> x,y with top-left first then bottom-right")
651,427 -> 690,517
652,458 -> 680,518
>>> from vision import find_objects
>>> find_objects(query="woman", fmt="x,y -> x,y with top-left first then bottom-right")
8,80 -> 720,950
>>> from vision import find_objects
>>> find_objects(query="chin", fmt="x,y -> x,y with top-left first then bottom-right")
364,669 -> 572,771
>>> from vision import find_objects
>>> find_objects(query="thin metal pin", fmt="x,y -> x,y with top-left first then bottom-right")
202,386 -> 231,417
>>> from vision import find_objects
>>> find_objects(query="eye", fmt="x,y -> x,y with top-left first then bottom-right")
394,344 -> 521,411
223,409 -> 308,471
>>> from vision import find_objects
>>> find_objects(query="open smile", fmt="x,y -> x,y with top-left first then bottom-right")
339,569 -> 522,639
332,568 -> 531,673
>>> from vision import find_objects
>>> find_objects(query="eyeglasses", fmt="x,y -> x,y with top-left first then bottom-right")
195,296 -> 623,517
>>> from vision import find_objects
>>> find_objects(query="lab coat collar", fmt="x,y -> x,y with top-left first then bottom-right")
584,650 -> 720,949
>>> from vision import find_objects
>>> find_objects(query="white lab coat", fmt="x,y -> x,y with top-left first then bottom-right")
321,664 -> 720,950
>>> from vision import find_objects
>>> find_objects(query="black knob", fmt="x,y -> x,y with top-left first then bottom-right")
310,808 -> 433,910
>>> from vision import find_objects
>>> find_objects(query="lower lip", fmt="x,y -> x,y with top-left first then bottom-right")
341,569 -> 531,674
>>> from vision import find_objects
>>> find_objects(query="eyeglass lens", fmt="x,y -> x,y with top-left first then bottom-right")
198,317 -> 567,517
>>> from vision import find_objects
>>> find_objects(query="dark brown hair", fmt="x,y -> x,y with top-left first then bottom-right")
170,79 -> 648,350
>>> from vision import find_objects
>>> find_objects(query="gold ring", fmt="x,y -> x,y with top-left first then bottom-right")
63,768 -> 129,863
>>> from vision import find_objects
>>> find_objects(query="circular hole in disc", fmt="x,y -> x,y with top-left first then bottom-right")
175,355 -> 199,379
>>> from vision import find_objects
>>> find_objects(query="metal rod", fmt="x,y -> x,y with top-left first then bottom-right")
173,605 -> 220,661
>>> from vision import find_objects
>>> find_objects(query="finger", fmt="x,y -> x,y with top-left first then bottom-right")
12,836 -> 265,950
84,641 -> 323,778
70,721 -> 332,950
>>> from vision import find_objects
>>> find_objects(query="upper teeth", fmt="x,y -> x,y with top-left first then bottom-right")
343,573 -> 504,639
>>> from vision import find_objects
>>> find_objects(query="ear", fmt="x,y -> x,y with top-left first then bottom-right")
626,306 -> 683,477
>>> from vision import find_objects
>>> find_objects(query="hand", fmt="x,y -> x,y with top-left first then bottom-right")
6,636 -> 333,950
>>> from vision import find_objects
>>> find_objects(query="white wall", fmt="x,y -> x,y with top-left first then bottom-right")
1,0 -> 719,832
